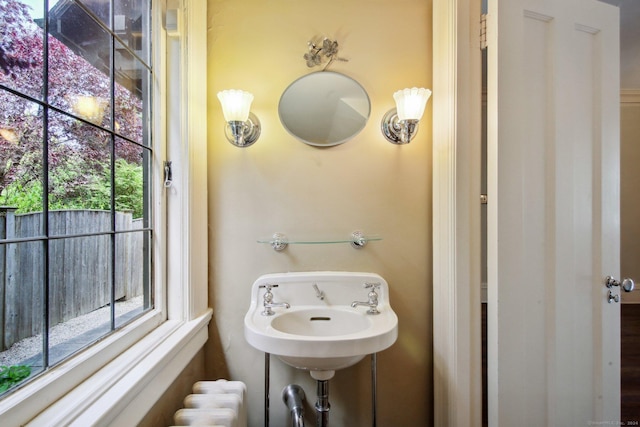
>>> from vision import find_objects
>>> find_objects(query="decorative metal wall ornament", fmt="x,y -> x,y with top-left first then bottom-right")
304,37 -> 348,70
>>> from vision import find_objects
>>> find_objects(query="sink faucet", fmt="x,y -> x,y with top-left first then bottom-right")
260,284 -> 290,316
312,283 -> 325,300
351,282 -> 381,315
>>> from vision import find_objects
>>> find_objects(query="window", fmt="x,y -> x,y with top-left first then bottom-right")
0,0 -> 152,395
0,0 -> 208,422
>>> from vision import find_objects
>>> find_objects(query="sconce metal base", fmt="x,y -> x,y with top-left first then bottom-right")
381,108 -> 419,145
224,112 -> 261,147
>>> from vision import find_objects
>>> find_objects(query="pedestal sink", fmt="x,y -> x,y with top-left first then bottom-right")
243,271 -> 398,380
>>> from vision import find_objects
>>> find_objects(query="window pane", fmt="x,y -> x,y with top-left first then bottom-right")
48,110 -> 112,232
0,0 -> 45,100
0,240 -> 45,395
115,138 -> 148,229
48,4 -> 112,129
0,206 -> 47,243
115,39 -> 149,145
114,0 -> 150,65
77,0 -> 111,29
115,229 -> 151,327
0,92 -> 45,228
48,234 -> 112,365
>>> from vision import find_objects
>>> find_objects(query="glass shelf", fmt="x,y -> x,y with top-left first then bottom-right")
257,231 -> 382,251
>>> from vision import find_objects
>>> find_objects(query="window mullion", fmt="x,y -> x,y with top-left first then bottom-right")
42,0 -> 51,370
109,1 -> 117,332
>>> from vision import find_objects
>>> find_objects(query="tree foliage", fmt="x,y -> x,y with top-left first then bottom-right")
0,158 -> 145,217
0,0 -> 146,215
0,0 -> 35,76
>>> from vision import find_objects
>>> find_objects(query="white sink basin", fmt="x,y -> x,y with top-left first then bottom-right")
244,272 -> 398,380
270,308 -> 370,336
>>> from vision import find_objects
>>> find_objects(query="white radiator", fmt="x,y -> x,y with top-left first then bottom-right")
171,380 -> 247,427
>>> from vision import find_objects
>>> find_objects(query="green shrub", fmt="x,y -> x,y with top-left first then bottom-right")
0,180 -> 43,213
0,159 -> 144,218
0,364 -> 31,393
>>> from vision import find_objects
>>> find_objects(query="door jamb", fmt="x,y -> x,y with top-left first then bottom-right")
432,0 -> 483,425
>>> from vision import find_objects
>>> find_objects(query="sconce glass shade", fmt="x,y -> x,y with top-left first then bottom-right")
217,89 -> 261,147
217,89 -> 254,121
381,87 -> 432,145
392,87 -> 431,121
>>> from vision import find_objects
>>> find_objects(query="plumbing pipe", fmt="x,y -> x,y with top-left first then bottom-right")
282,384 -> 306,427
315,380 -> 330,427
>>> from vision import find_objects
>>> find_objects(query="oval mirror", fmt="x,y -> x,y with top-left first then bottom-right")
278,71 -> 371,147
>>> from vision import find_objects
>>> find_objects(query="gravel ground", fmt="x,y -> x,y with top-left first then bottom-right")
0,296 -> 143,366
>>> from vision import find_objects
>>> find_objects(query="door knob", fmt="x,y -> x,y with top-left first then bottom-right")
605,276 -> 635,292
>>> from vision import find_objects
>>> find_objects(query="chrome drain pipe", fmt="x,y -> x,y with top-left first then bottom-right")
315,380 -> 330,427
282,384 -> 306,427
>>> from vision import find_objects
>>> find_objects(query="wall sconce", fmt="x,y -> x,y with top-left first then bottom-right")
217,89 -> 261,147
381,87 -> 432,144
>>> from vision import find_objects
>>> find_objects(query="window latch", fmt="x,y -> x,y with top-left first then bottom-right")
164,161 -> 173,188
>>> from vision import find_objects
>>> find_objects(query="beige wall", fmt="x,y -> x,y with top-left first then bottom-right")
139,350 -> 207,426
621,98 -> 640,303
206,0 -> 433,425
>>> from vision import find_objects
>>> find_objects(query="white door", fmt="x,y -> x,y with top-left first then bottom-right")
486,0 -> 621,425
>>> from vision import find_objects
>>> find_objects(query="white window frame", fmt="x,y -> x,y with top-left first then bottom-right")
0,0 -> 209,425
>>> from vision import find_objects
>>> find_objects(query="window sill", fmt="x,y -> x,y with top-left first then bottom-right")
0,309 -> 212,426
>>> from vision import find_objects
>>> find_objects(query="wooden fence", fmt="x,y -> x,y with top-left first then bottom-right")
0,208 -> 144,351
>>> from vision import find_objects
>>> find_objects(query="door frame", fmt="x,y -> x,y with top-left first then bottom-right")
432,0 -> 483,425
433,1 -> 623,425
